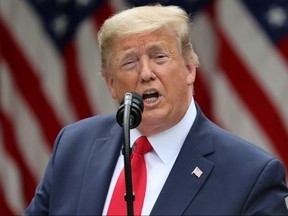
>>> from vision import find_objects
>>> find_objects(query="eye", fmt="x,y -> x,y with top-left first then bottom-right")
154,53 -> 168,63
121,59 -> 137,70
156,54 -> 166,59
123,60 -> 133,66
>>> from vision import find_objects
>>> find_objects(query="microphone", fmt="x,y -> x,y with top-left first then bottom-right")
116,92 -> 144,129
116,92 -> 144,216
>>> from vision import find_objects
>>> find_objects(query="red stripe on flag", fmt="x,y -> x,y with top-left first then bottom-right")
218,31 -> 288,167
62,42 -> 95,119
0,18 -> 62,149
194,71 -> 213,120
91,2 -> 114,31
277,36 -> 288,65
0,109 -> 38,206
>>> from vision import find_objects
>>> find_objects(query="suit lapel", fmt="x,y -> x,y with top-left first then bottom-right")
151,106 -> 215,215
77,123 -> 123,215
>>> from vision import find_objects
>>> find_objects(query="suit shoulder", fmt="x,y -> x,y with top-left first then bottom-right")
207,119 -> 275,162
63,114 -> 119,138
51,114 -> 121,155
68,114 -> 116,127
193,105 -> 275,162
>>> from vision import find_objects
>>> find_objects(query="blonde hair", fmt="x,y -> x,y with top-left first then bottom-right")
97,4 -> 199,77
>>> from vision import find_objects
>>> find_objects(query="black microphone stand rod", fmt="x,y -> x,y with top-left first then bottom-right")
116,92 -> 144,216
122,93 -> 134,216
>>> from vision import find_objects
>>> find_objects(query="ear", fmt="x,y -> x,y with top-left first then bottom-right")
104,72 -> 117,100
185,62 -> 196,85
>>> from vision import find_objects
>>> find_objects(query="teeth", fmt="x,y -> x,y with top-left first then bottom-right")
144,90 -> 157,94
143,90 -> 159,103
144,97 -> 157,102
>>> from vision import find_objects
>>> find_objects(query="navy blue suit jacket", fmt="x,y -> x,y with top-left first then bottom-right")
25,104 -> 288,215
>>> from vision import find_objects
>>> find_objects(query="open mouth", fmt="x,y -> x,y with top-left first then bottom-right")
142,90 -> 160,103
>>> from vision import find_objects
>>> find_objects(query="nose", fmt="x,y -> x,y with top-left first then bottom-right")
139,57 -> 156,82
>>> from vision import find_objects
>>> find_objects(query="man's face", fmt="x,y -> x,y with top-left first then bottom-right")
104,29 -> 196,136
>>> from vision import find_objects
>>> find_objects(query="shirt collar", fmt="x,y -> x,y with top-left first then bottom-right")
131,98 -> 197,164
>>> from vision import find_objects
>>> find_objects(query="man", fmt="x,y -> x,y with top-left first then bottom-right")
24,4 -> 288,215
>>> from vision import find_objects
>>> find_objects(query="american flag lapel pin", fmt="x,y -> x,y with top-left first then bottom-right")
191,166 -> 203,178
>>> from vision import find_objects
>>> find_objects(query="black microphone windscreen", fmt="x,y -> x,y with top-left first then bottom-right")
116,92 -> 144,129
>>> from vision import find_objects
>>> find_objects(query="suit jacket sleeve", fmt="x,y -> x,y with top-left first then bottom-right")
23,127 -> 65,215
242,158 -> 288,215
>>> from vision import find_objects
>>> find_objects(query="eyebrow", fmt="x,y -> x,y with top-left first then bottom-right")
147,42 -> 168,50
115,42 -> 170,64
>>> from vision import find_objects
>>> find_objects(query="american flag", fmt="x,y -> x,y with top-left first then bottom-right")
192,166 -> 203,178
0,0 -> 287,214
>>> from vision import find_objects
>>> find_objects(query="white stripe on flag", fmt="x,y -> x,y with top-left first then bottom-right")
76,18 -> 117,115
213,69 -> 278,156
0,0 -> 78,125
218,0 -> 288,128
1,62 -> 51,181
191,12 -> 219,88
190,4 -> 278,156
0,132 -> 25,214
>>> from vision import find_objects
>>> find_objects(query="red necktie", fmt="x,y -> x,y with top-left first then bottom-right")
107,136 -> 153,215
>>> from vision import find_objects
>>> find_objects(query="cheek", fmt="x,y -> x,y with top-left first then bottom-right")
164,72 -> 190,99
109,73 -> 140,98
116,74 -> 138,89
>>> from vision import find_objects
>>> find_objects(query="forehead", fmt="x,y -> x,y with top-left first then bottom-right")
114,29 -> 179,53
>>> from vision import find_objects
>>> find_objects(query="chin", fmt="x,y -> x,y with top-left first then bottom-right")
140,113 -> 166,130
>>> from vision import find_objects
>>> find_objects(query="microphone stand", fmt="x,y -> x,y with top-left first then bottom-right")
117,92 -> 143,216
122,94 -> 135,216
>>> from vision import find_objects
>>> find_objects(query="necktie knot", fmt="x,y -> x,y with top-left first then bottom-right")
134,136 -> 153,155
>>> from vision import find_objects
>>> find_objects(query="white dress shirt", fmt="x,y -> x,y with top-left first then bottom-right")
102,98 -> 197,215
